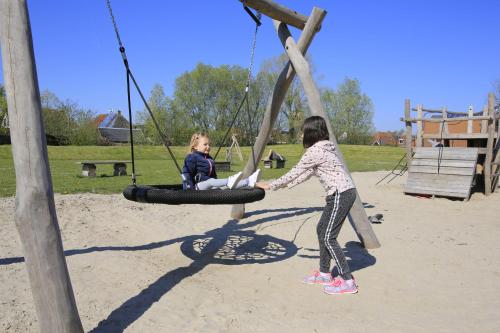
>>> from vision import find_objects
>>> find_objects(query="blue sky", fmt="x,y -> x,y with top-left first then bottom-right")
1,0 -> 499,131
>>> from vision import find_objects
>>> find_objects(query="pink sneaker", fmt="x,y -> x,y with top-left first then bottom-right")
302,270 -> 333,285
323,276 -> 358,295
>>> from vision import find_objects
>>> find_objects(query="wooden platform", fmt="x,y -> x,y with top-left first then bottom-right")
405,148 -> 478,199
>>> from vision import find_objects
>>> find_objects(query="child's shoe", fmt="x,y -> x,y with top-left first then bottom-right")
248,169 -> 262,187
302,270 -> 333,285
227,172 -> 243,189
323,276 -> 358,295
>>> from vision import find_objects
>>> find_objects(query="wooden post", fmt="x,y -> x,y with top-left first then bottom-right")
231,7 -> 325,219
481,105 -> 488,133
405,99 -> 412,164
273,18 -> 380,249
484,93 -> 495,195
492,125 -> 500,192
0,2 -> 83,332
232,134 -> 244,161
467,105 -> 473,134
239,0 -> 309,30
442,106 -> 449,140
416,104 -> 423,147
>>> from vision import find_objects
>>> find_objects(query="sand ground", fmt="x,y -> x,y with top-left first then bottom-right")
1,171 -> 499,332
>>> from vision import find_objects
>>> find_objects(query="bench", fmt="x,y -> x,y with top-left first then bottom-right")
77,161 -> 131,177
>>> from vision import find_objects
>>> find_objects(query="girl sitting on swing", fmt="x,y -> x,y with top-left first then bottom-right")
182,132 -> 261,190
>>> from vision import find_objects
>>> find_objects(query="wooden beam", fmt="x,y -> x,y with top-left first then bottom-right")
442,106 -> 449,137
467,105 -> 473,134
422,133 -> 489,140
411,107 -> 471,116
484,93 -> 495,195
401,116 -> 492,123
481,105 -> 488,133
231,7 -> 325,219
405,99 -> 413,165
0,1 -> 83,332
239,0 -> 310,30
416,105 -> 423,147
273,18 -> 381,249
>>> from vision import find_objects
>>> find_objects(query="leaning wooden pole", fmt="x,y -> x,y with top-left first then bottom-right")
231,7 -> 324,219
273,18 -> 380,249
0,1 -> 83,332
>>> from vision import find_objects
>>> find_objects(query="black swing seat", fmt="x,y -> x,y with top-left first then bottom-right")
123,184 -> 265,205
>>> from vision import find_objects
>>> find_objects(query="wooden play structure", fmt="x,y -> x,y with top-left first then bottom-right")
262,149 -> 286,169
403,94 -> 499,199
226,134 -> 244,163
0,1 -> 379,332
214,134 -> 244,171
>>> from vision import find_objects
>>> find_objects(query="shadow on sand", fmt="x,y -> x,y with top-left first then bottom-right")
2,205 -> 377,332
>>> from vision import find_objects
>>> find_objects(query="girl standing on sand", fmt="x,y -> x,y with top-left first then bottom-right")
256,116 -> 358,295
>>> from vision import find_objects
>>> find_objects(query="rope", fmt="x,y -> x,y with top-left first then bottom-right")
105,0 -> 182,177
375,153 -> 408,185
125,68 -> 136,184
105,0 -> 124,49
213,9 -> 261,161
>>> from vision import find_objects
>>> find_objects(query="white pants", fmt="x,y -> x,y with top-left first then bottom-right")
196,178 -> 249,190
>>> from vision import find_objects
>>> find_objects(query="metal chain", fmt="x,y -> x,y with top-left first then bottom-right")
246,12 -> 261,90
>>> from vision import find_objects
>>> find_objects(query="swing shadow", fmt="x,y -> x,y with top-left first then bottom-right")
88,206 -> 321,333
0,206 -> 322,333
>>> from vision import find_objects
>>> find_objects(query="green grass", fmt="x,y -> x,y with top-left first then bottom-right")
0,144 -> 404,197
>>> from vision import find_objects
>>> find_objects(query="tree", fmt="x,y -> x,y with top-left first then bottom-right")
494,80 -> 500,108
322,78 -> 374,145
69,108 -> 98,145
137,84 -> 172,145
39,90 -> 98,145
0,85 -> 8,135
173,63 -> 256,145
258,55 -> 307,143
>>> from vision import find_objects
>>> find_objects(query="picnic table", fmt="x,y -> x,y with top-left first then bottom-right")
77,160 -> 131,177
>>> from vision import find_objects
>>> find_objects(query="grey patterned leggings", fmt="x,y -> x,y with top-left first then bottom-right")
317,188 -> 357,280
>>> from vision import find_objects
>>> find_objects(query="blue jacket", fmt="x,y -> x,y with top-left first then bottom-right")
181,151 -> 217,189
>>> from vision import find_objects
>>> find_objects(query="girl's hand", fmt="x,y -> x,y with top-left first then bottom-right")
255,182 -> 270,190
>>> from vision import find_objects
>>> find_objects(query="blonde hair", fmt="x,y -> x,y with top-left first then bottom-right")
189,132 -> 209,152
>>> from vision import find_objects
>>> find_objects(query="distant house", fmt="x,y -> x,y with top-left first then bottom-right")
372,132 -> 398,146
96,110 -> 144,144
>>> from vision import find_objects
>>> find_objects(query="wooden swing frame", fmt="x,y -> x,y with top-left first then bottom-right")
233,0 -> 380,250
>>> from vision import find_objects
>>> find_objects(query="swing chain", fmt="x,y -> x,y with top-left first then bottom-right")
246,11 -> 261,92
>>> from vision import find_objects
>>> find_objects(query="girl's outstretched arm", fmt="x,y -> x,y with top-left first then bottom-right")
269,146 -> 321,190
255,181 -> 270,190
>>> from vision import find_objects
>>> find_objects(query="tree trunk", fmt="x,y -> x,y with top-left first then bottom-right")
0,1 -> 84,332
